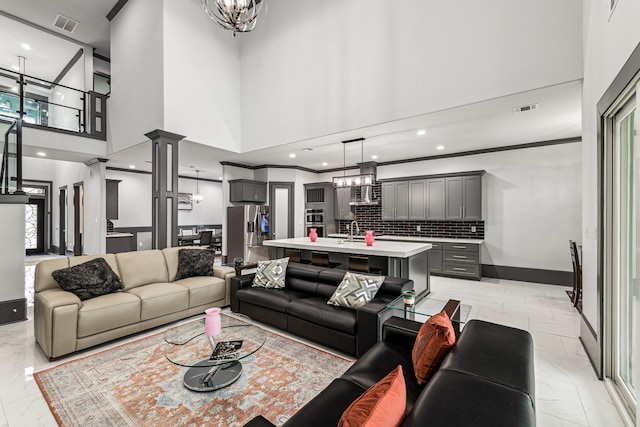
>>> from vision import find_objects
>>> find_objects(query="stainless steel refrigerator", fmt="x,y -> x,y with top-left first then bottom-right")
226,205 -> 270,263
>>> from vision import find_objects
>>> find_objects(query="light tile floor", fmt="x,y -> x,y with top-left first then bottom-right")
0,260 -> 627,427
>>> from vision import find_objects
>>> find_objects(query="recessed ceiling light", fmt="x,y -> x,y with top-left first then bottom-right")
10,87 -> 18,93
11,65 -> 19,71
36,152 -> 46,157
21,43 -> 31,50
416,129 -> 426,136
371,155 -> 378,159
129,165 -> 136,169
289,153 -> 296,158
322,162 -> 328,166
218,176 -> 223,180
436,145 -> 445,150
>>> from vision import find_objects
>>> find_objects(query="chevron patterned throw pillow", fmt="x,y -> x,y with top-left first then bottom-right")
327,272 -> 385,309
252,257 -> 290,288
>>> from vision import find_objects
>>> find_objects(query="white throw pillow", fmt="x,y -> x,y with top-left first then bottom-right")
252,257 -> 290,289
327,272 -> 385,309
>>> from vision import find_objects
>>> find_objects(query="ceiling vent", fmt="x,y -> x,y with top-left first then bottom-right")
53,14 -> 79,33
512,103 -> 539,114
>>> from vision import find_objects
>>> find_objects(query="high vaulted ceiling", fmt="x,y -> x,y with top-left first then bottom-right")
1,1 -> 583,181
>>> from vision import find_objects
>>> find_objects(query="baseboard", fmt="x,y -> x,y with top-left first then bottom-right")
481,264 -> 572,286
0,298 -> 27,325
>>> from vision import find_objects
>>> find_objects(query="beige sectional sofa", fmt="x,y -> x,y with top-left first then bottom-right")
34,247 -> 235,360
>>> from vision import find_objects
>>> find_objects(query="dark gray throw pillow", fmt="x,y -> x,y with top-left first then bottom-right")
52,258 -> 123,301
175,249 -> 214,280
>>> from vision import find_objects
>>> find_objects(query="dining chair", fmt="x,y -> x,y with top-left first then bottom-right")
199,230 -> 213,247
570,240 -> 582,308
311,251 -> 340,268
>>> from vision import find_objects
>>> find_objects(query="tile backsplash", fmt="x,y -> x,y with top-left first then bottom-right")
336,182 -> 485,239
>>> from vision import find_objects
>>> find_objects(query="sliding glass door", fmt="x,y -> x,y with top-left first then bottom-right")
605,87 -> 638,418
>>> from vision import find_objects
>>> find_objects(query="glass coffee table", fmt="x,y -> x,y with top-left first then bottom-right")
386,293 -> 472,333
164,314 -> 266,392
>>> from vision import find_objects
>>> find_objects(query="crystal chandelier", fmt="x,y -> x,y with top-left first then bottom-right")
201,0 -> 265,36
192,170 -> 204,204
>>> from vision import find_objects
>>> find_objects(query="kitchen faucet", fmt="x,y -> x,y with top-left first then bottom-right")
349,220 -> 360,242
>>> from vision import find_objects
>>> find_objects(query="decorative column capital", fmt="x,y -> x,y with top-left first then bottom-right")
144,130 -> 186,143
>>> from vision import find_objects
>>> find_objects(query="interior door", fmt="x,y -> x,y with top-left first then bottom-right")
25,198 -> 45,255
73,183 -> 83,256
59,187 -> 66,255
269,182 -> 294,241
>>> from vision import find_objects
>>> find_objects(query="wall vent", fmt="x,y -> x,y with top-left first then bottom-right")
512,103 -> 539,114
53,14 -> 79,33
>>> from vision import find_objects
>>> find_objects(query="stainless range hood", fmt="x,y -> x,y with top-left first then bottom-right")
349,162 -> 379,206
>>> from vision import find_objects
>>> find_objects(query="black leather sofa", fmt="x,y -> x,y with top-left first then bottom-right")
230,262 -> 413,357
245,316 -> 536,427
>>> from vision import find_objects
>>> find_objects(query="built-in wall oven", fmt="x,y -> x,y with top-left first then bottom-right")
305,208 -> 325,237
305,208 -> 325,224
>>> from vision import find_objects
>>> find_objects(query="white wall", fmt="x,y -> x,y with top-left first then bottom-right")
581,1 -> 640,336
109,0 -> 165,153
22,157 -> 104,254
177,177 -> 224,226
162,0 -> 242,152
0,204 -> 25,302
106,170 -> 152,227
240,0 -> 583,151
105,169 -> 224,228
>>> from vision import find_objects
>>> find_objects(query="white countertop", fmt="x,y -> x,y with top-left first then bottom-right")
264,237 -> 432,258
328,233 -> 484,245
106,232 -> 134,238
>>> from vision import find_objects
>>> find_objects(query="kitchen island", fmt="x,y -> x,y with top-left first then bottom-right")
263,237 -> 432,295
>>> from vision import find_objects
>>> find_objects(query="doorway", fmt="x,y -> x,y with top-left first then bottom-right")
603,80 -> 638,420
73,182 -> 83,256
59,186 -> 67,255
25,198 -> 45,254
269,182 -> 295,242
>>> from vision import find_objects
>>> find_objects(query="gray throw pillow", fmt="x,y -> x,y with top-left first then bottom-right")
327,272 -> 385,309
52,258 -> 123,301
175,249 -> 215,280
252,257 -> 289,289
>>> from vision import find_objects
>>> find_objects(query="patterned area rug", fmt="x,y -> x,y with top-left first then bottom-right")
34,315 -> 354,426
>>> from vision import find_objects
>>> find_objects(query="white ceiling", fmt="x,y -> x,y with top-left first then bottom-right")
0,2 -> 583,181
0,0 -> 117,56
0,14 -> 84,83
108,79 -> 582,180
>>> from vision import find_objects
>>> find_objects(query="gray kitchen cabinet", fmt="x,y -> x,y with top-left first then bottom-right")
426,241 -> 443,273
426,178 -> 446,220
334,187 -> 353,220
445,177 -> 464,220
381,181 -> 409,220
441,242 -> 481,280
463,175 -> 482,220
229,179 -> 267,204
445,175 -> 481,220
106,179 -> 121,220
408,180 -> 427,220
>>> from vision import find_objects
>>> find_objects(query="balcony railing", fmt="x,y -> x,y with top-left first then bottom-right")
0,119 -> 22,195
0,67 -> 107,138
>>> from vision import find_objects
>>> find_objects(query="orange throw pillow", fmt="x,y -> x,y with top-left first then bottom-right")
338,365 -> 406,427
412,310 -> 456,384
